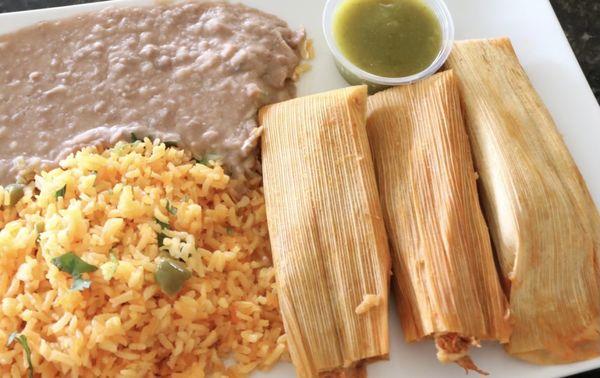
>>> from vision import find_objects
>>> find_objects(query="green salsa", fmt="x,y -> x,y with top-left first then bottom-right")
333,0 -> 442,78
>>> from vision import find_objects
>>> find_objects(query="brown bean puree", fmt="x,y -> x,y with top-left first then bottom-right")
0,1 -> 304,185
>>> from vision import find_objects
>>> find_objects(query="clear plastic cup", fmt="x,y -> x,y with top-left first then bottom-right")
323,0 -> 455,93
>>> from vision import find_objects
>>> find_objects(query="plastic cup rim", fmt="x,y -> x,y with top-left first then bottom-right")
322,0 -> 456,86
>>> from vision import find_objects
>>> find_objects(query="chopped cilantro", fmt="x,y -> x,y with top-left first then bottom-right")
6,332 -> 33,378
166,201 -> 177,215
51,252 -> 98,291
55,185 -> 66,199
71,277 -> 92,291
155,218 -> 170,248
6,332 -> 18,346
51,252 -> 98,277
193,153 -> 222,166
157,232 -> 167,248
155,217 -> 170,230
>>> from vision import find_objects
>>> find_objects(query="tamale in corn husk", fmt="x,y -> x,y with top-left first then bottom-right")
366,71 -> 511,372
322,365 -> 367,378
445,37 -> 600,364
259,86 -> 391,377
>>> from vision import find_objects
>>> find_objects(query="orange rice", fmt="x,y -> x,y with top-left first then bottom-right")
0,139 -> 287,377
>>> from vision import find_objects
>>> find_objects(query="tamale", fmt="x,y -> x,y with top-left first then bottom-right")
365,71 -> 511,372
445,37 -> 600,364
259,86 -> 391,377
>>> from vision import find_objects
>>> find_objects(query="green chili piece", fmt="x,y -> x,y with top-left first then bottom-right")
154,258 -> 192,295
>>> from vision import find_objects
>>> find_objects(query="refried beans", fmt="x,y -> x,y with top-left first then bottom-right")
0,1 -> 304,185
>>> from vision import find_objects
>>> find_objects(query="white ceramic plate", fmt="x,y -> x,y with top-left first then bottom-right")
1,0 -> 599,377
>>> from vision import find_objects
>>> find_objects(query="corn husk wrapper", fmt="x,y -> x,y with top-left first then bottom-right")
366,71 -> 511,372
445,37 -> 600,364
322,365 -> 367,378
259,86 -> 390,377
